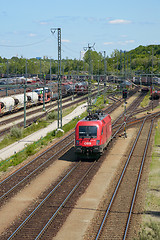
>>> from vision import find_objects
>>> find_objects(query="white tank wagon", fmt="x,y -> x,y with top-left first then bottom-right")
12,94 -> 25,109
0,96 -> 15,114
26,91 -> 38,104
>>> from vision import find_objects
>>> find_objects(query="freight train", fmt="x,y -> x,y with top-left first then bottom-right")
0,80 -> 90,115
0,84 -> 67,115
75,111 -> 112,159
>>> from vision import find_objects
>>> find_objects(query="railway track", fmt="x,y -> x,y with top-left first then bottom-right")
0,131 -> 75,207
0,93 -> 122,207
3,160 -> 97,239
2,112 -> 159,239
0,112 -> 144,239
1,90 -> 158,239
0,90 -> 151,208
91,113 -> 160,240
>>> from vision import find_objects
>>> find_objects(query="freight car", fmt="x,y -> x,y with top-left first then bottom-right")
75,82 -> 88,95
141,86 -> 149,92
151,90 -> 160,100
0,92 -> 39,115
75,111 -> 112,159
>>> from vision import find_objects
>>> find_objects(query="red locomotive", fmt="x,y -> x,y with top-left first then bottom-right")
75,111 -> 112,159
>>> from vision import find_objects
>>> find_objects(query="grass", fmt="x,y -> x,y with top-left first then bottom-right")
0,119 -> 49,150
135,221 -> 160,240
140,92 -> 150,108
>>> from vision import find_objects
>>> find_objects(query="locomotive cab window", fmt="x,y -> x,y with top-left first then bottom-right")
79,126 -> 97,138
101,127 -> 103,135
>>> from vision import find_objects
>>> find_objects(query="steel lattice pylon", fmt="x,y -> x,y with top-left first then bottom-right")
51,28 -> 62,129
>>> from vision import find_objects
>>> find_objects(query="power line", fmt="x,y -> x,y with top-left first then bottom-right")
0,36 -> 51,48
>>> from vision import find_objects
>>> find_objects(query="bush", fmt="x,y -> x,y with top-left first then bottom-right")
10,126 -> 22,138
26,144 -> 36,156
47,111 -> 57,120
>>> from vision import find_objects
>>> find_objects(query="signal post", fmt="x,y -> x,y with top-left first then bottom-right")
123,89 -> 127,138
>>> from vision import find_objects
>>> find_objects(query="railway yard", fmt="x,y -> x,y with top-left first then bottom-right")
0,87 -> 159,239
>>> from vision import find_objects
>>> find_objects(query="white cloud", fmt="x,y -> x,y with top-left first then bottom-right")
109,19 -> 131,24
125,40 -> 135,44
29,33 -> 36,37
104,42 -> 114,45
118,40 -> 135,45
39,21 -> 48,25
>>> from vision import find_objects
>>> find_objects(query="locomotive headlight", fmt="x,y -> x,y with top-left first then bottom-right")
96,140 -> 100,145
76,140 -> 79,145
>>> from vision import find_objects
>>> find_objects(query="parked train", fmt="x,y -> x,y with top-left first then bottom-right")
0,84 -> 67,115
75,111 -> 112,159
75,82 -> 88,95
0,80 -> 90,115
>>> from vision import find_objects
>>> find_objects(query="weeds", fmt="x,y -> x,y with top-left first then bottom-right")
46,111 -> 57,120
135,221 -> 160,240
10,126 -> 22,138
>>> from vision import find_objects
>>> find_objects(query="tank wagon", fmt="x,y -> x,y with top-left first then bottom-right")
75,111 -> 112,159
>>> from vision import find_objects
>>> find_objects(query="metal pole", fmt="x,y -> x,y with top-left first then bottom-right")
58,28 -> 62,128
151,47 -> 153,111
98,60 -> 99,97
43,86 -> 45,111
84,43 -> 95,113
120,50 -> 122,76
88,45 -> 92,113
51,28 -> 62,129
104,51 -> 107,103
6,59 -> 9,96
50,58 -> 52,81
24,59 -> 27,128
124,50 -> 126,79
124,100 -> 127,138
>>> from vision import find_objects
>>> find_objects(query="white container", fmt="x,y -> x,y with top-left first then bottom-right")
27,91 -> 38,104
0,96 -> 15,112
12,94 -> 25,107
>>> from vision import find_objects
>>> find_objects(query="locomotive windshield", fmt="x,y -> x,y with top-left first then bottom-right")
79,126 -> 97,138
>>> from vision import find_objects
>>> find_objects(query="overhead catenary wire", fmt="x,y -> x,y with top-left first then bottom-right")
0,36 -> 51,48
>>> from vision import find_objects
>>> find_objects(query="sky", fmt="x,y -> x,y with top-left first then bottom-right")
0,0 -> 160,60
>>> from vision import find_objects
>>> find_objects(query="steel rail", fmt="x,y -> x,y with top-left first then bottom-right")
34,161 -> 97,240
7,161 -> 81,240
0,131 -> 74,186
123,113 -> 159,239
0,138 -> 74,201
95,117 -> 147,240
112,111 -> 160,130
112,93 -> 144,126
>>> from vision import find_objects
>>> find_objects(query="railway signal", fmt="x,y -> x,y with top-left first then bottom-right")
123,89 -> 128,99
